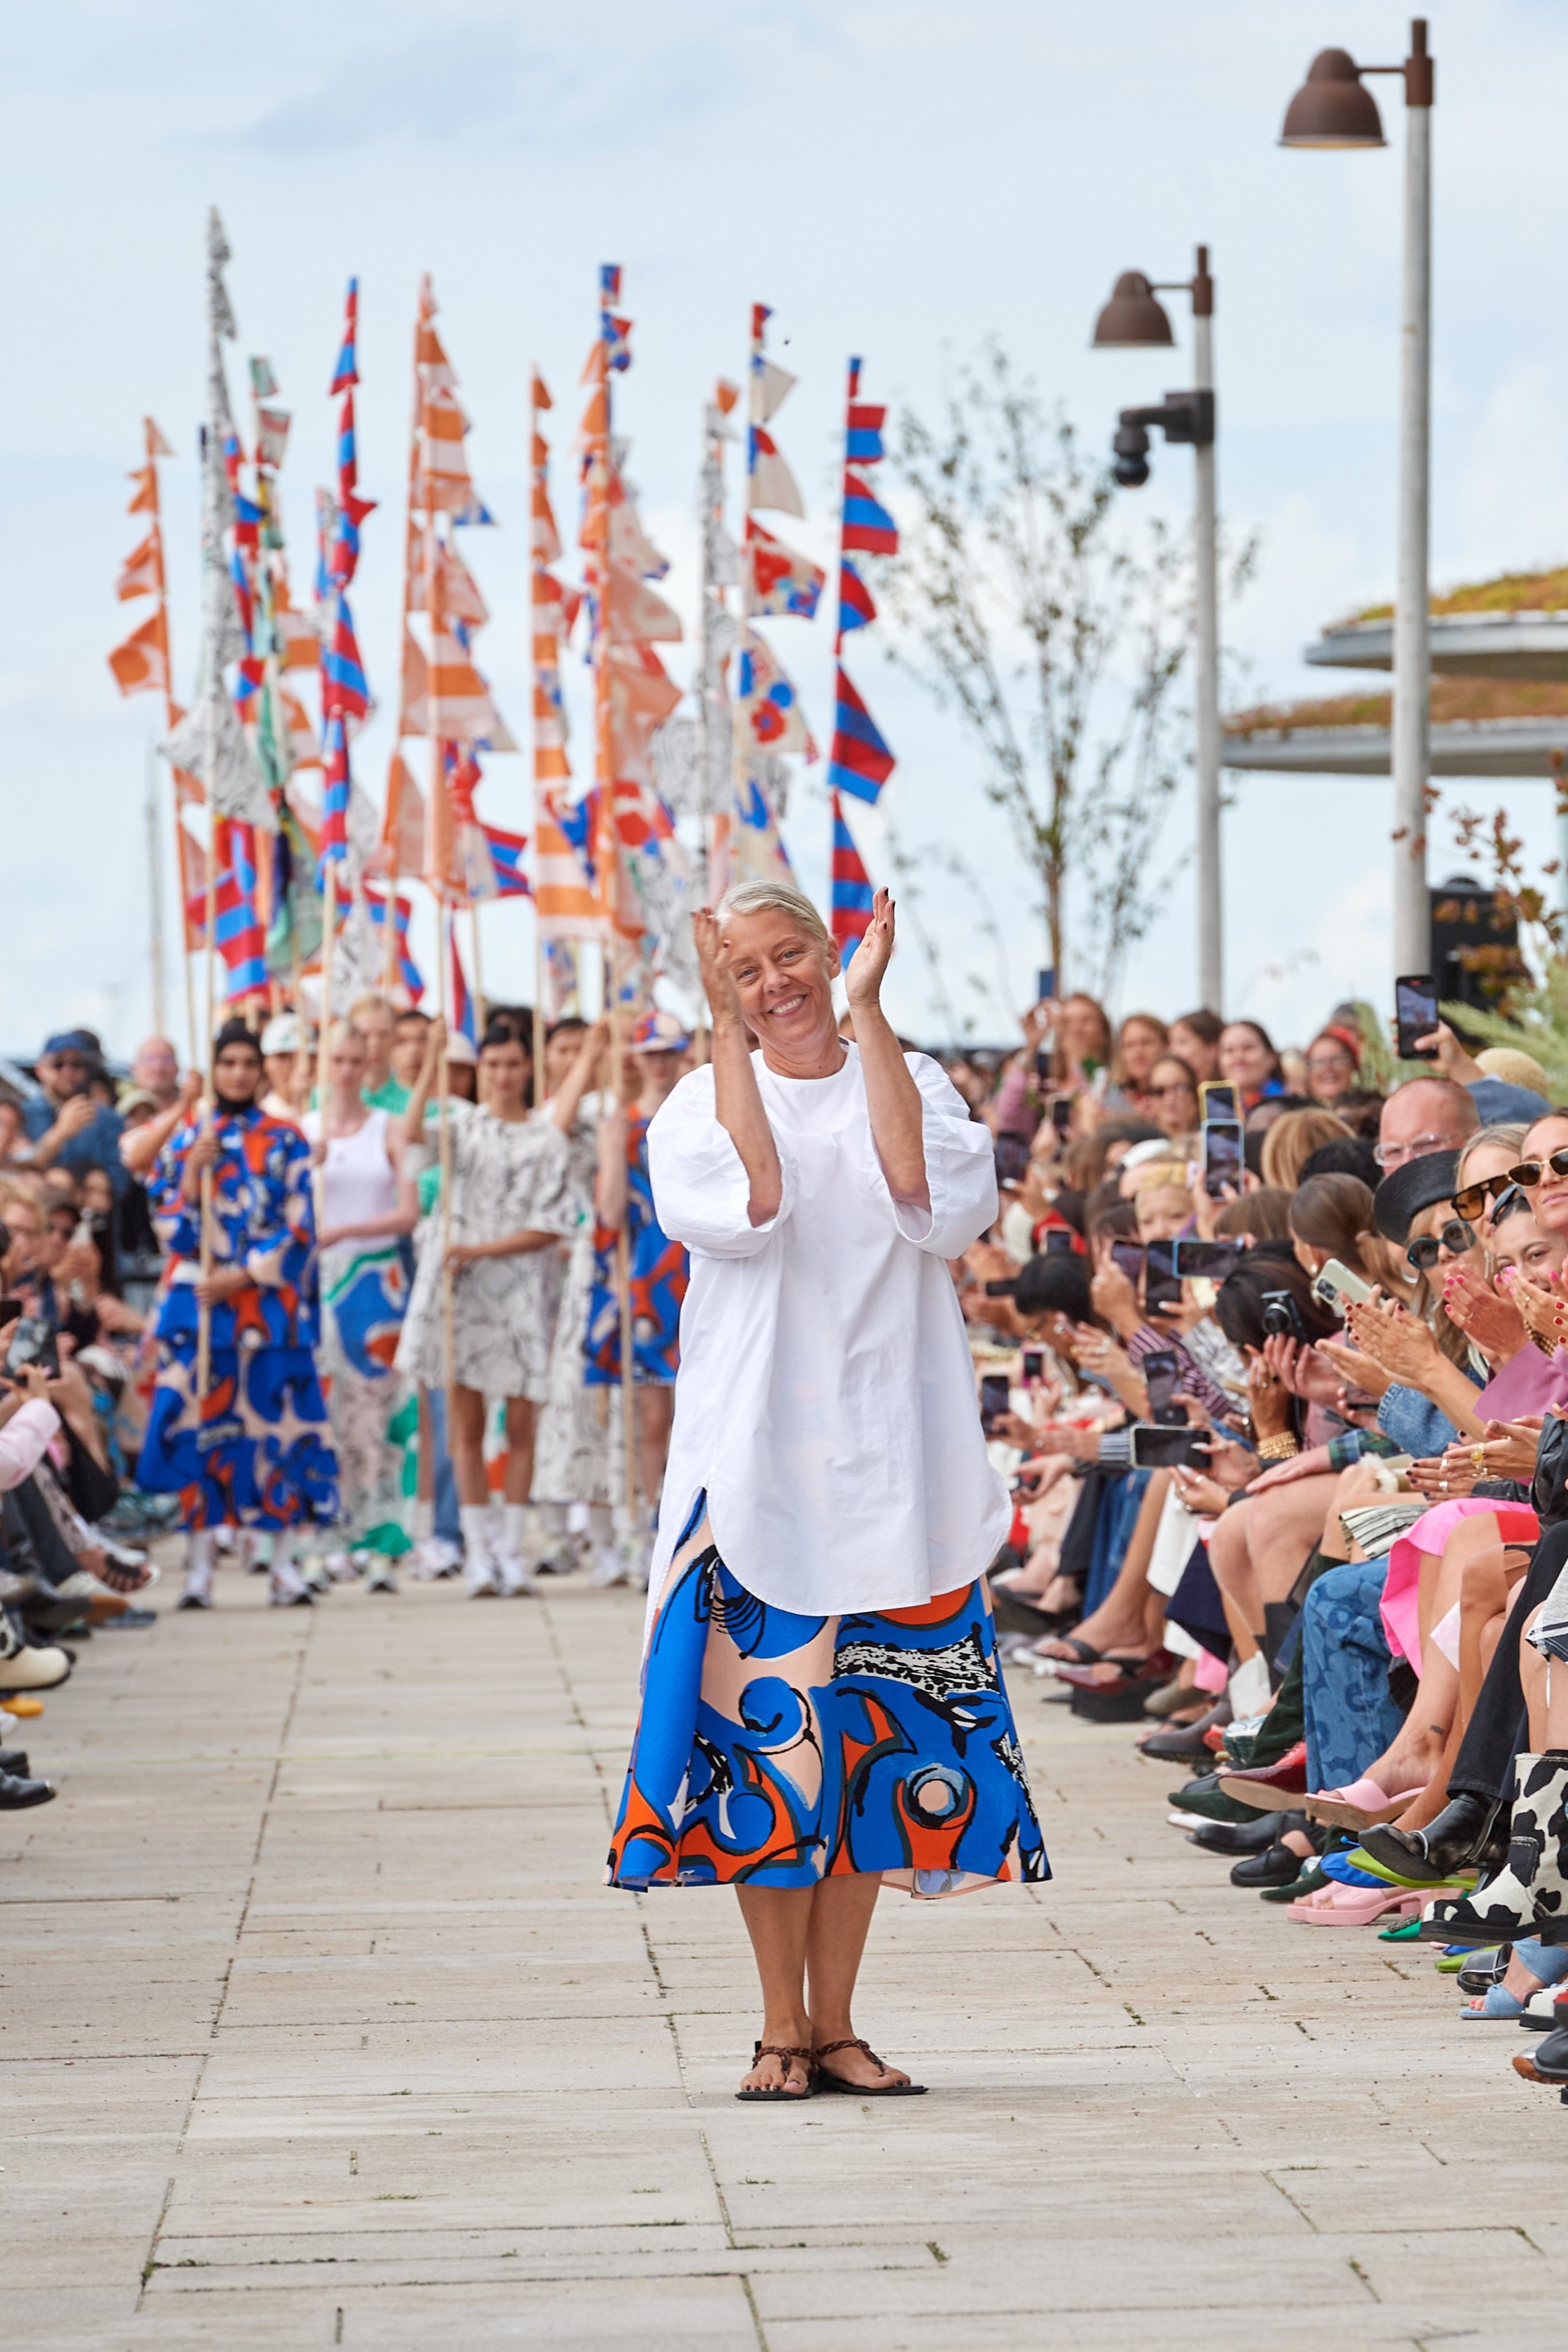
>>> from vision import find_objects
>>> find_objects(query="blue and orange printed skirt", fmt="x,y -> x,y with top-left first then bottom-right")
137,1337 -> 341,1533
606,1496 -> 1048,1897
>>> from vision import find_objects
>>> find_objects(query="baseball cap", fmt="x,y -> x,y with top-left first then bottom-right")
629,1009 -> 691,1056
41,1029 -> 101,1060
261,1014 -> 305,1056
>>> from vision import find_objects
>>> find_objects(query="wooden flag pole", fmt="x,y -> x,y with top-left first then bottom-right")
195,696 -> 220,1411
532,924 -> 546,1111
314,862 -> 337,1238
437,901 -> 456,1403
469,900 -> 486,1036
608,940 -> 638,1525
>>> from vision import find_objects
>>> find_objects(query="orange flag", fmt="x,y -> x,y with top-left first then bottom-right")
108,607 -> 169,696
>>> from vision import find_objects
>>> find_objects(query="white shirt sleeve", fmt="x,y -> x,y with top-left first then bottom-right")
871,1053 -> 999,1260
648,1069 -> 796,1260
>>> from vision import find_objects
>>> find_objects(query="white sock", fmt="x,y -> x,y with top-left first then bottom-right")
535,1500 -> 567,1540
187,1529 -> 216,1574
503,1503 -> 537,1559
411,1497 -> 434,1543
459,1504 -> 493,1558
585,1503 -> 612,1544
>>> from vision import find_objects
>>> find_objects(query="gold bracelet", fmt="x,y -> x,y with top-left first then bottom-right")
1256,1434 -> 1300,1463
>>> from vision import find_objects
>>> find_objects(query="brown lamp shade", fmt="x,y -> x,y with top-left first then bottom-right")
1091,272 -> 1175,349
1280,48 -> 1386,147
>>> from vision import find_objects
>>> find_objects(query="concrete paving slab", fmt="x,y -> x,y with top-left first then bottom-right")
6,1571 -> 1567,2351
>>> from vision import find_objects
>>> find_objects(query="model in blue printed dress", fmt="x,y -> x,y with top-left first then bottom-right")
584,1009 -> 690,1574
138,1020 -> 339,1610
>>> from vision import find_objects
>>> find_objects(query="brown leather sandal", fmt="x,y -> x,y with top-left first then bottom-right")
812,2037 -> 927,2095
736,2041 -> 816,2102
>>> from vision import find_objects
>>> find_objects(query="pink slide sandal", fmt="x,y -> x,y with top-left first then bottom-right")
1303,1776 -> 1424,1831
1287,1882 -> 1428,1927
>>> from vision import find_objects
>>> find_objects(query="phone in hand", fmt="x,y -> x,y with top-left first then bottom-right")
979,1373 -> 1012,1434
1202,1121 -> 1243,1200
1171,1238 -> 1242,1282
1044,1227 -> 1076,1256
5,1315 -> 58,1377
1110,1241 -> 1145,1287
1141,1346 -> 1188,1426
1396,974 -> 1439,1060
1049,1095 -> 1073,1139
1143,1239 -> 1183,1316
1311,1257 -> 1376,1315
1129,1423 -> 1210,1469
994,1132 -> 1031,1188
1021,1347 -> 1045,1383
1199,1081 -> 1239,1124
1037,969 -> 1056,1002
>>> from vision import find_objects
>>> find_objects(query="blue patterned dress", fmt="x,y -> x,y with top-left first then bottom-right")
137,1104 -> 339,1531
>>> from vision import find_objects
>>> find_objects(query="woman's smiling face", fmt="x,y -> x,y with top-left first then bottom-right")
719,909 -> 840,1067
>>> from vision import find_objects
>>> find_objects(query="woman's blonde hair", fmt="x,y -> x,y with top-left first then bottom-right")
1260,1106 -> 1351,1192
714,880 -> 832,952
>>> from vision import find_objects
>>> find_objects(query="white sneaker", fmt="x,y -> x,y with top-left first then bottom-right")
324,1550 -> 360,1584
495,1554 -> 539,1597
300,1554 -> 333,1594
364,1561 -> 399,1593
411,1537 -> 463,1581
268,1558 -> 315,1608
177,1559 -> 214,1611
464,1551 -> 502,1598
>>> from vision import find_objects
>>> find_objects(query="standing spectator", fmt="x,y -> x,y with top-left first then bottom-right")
1304,1024 -> 1363,1110
24,1032 -> 126,1198
1218,1019 -> 1285,1110
126,1036 -> 181,1114
1167,1009 -> 1223,1086
1109,1014 -> 1169,1115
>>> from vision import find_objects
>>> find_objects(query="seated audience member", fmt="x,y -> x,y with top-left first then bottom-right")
23,1032 -> 126,1199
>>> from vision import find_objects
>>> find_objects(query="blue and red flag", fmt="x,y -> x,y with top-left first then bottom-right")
841,470 -> 898,556
319,714 -> 350,878
830,791 -> 875,964
330,277 -> 360,395
828,665 -> 895,805
746,517 -> 824,619
449,922 -> 477,1048
837,558 -> 876,636
599,265 -> 631,372
845,405 -> 887,467
186,818 -> 269,999
362,884 -> 423,1002
320,596 -> 369,721
480,822 -> 531,897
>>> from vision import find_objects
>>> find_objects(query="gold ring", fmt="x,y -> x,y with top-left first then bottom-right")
1472,1445 -> 1486,1473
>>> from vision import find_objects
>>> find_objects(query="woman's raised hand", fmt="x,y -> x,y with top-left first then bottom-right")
843,889 -> 895,1010
692,908 -> 745,1029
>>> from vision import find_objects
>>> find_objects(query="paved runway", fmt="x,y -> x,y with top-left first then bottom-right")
5,1569 -> 1566,2349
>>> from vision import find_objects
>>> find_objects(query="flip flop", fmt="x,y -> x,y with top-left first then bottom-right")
736,2042 -> 815,2102
812,2038 -> 926,2096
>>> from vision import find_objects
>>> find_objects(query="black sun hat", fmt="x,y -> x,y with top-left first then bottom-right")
1373,1148 -> 1461,1246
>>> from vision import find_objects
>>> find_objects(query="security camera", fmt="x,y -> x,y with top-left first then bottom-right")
1112,422 -> 1150,488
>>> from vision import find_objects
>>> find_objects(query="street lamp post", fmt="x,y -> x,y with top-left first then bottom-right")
1281,20 -> 1435,983
1092,249 -> 1223,1011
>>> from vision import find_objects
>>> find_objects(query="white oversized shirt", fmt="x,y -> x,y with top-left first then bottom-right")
647,1042 -> 1007,1617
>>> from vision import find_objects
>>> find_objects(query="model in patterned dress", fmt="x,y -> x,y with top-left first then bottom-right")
530,1018 -> 619,1575
303,1022 -> 420,1590
138,1019 -> 339,1611
395,1017 -> 575,1597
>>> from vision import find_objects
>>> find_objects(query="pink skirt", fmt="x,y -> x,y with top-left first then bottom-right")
1381,1497 -> 1539,1672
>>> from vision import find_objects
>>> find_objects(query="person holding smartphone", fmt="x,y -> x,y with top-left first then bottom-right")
605,880 -> 1045,2105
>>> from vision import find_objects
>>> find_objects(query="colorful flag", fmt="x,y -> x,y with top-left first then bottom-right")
320,594 -> 369,721
362,883 -> 423,1001
319,713 -> 350,875
115,533 -> 163,602
108,607 -> 169,697
827,664 -> 895,804
841,469 -> 899,555
480,821 -> 531,897
837,557 -> 876,635
534,786 -> 604,939
736,626 -> 809,754
830,790 -> 875,961
330,277 -> 361,395
203,817 -> 269,998
449,922 -> 477,1047
748,423 -> 805,518
746,517 -> 824,619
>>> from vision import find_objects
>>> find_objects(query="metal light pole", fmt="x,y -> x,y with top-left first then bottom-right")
1092,250 -> 1223,1010
1282,21 -> 1434,981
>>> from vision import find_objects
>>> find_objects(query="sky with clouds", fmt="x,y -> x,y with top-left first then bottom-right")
5,0 -> 1567,1059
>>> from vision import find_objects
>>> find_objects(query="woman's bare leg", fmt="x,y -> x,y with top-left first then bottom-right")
501,1396 -> 535,1505
805,1874 -> 912,2088
636,1385 -> 675,1514
734,1884 -> 815,2095
449,1384 -> 489,1507
1036,1472 -> 1169,1663
1248,1474 -> 1340,1606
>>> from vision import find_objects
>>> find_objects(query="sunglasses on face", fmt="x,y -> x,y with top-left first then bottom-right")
1451,1170 -> 1522,1221
1406,1216 -> 1476,1272
1508,1148 -> 1568,1190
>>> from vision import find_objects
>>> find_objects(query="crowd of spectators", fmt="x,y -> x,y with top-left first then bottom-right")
952,991 -> 1568,2104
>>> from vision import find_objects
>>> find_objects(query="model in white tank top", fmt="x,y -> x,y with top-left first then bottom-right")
304,1107 -> 398,1239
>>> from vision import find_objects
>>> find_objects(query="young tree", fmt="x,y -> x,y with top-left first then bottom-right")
880,343 -> 1197,999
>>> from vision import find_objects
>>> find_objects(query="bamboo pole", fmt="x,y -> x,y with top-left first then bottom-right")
314,862 -> 337,1238
469,901 -> 486,1036
437,903 -> 456,1401
146,740 -> 167,1040
608,939 -> 638,1525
